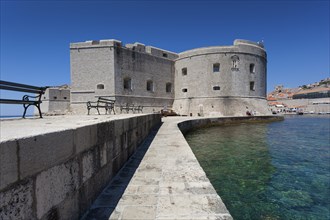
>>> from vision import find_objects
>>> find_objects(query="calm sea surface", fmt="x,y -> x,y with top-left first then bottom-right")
185,115 -> 330,220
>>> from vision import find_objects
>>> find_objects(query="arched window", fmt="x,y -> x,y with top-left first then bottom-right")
123,77 -> 132,90
166,83 -> 172,93
97,84 -> 104,89
146,80 -> 154,92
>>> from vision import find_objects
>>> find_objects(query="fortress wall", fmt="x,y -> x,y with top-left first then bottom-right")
173,97 -> 271,116
113,46 -> 176,110
177,115 -> 283,135
39,88 -> 70,114
68,39 -> 269,116
70,40 -> 117,113
0,114 -> 161,220
173,41 -> 268,116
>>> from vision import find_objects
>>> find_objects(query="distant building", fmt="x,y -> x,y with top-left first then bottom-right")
292,87 -> 330,99
39,85 -> 70,115
69,39 -> 270,116
267,83 -> 330,114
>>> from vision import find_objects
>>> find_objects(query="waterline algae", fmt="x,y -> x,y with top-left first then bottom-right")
185,115 -> 330,220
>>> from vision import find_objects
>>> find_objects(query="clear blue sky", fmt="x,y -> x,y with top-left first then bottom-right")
1,0 -> 329,116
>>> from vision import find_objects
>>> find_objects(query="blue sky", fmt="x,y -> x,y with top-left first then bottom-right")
0,0 -> 329,116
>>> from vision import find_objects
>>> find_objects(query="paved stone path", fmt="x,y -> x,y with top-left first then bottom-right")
83,117 -> 232,220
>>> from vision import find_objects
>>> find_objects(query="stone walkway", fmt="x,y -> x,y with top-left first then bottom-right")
83,117 -> 232,220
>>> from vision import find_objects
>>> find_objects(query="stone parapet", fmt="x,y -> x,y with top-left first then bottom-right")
0,114 -> 161,220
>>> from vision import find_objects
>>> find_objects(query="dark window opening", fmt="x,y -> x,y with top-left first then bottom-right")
182,88 -> 188,93
147,80 -> 154,92
64,97 -> 67,100
250,63 -> 255,73
213,63 -> 220,72
182,68 -> 187,76
97,84 -> 104,89
163,53 -> 168,58
166,83 -> 172,93
213,86 -> 220,90
250,81 -> 255,91
53,96 -> 57,99
124,78 -> 132,90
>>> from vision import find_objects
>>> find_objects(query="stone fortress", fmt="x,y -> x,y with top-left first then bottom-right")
67,39 -> 270,116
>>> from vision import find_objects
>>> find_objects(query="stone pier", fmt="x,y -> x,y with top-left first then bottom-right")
1,114 -> 282,220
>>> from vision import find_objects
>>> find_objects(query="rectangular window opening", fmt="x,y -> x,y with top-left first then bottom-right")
250,63 -> 255,73
250,81 -> 255,91
213,63 -> 220,72
124,78 -> 132,90
147,80 -> 154,92
166,83 -> 172,93
182,88 -> 188,93
182,68 -> 187,76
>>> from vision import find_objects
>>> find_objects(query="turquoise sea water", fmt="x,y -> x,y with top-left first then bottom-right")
185,115 -> 330,220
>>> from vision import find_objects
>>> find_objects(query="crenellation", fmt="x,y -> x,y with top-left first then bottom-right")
70,39 -> 122,49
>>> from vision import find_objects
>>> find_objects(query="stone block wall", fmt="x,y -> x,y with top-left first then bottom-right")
178,115 -> 284,135
0,114 -> 161,220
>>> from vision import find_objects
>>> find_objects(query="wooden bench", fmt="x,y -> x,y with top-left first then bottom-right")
87,97 -> 116,115
120,103 -> 135,114
0,80 -> 47,118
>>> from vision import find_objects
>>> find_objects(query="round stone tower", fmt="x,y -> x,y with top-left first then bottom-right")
173,39 -> 270,116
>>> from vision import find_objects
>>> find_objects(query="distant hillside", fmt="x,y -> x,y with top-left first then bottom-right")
268,78 -> 330,100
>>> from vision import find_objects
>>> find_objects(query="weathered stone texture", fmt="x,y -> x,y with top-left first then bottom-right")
74,125 -> 97,154
0,141 -> 18,190
0,179 -> 35,220
19,130 -> 74,179
36,159 -> 79,219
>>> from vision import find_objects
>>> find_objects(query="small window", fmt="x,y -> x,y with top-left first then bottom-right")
163,53 -> 168,58
250,64 -> 255,73
182,68 -> 187,76
182,88 -> 188,93
64,97 -> 67,100
53,96 -> 57,99
97,84 -> 104,89
166,83 -> 172,93
124,77 -> 132,90
147,80 -> 154,92
213,86 -> 220,90
250,81 -> 255,91
213,63 -> 220,72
